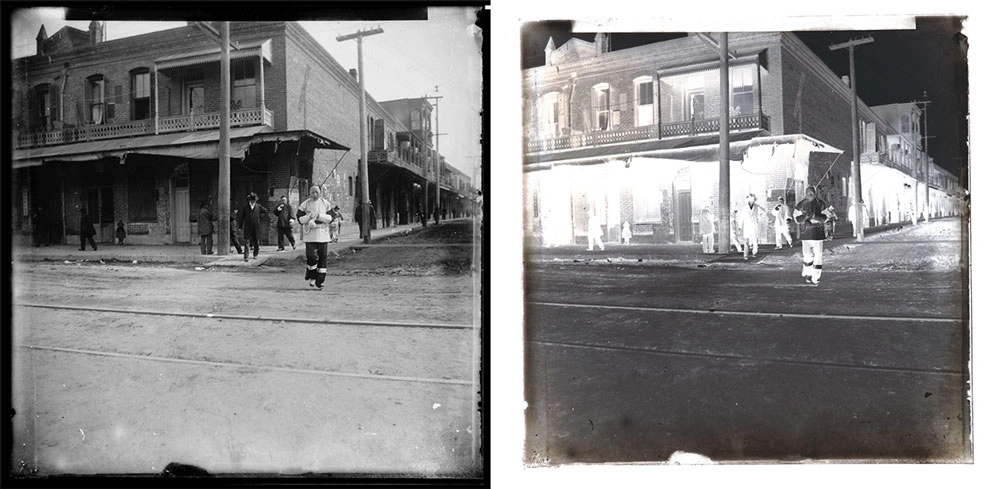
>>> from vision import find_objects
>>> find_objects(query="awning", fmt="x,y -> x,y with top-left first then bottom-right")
154,39 -> 272,70
13,127 -> 349,168
522,133 -> 842,172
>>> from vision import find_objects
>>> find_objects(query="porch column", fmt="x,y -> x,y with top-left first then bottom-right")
259,55 -> 265,114
154,64 -> 159,134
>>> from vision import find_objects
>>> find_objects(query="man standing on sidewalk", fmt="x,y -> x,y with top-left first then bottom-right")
297,185 -> 334,289
237,192 -> 267,262
354,201 -> 376,239
79,208 -> 97,251
587,212 -> 605,251
794,186 -> 829,285
197,201 -> 215,255
273,195 -> 296,252
736,193 -> 763,259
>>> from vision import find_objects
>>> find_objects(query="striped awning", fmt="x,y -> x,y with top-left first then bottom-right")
154,39 -> 272,70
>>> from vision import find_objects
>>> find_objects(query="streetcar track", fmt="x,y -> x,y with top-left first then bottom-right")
533,339 -> 962,376
16,303 -> 474,330
527,301 -> 961,323
19,344 -> 473,386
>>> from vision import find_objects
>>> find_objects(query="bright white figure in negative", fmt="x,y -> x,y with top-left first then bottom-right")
699,206 -> 715,253
736,193 -> 763,259
771,197 -> 793,249
587,213 -> 605,251
621,221 -> 632,245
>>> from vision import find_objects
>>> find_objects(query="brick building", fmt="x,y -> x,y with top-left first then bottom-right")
11,21 -> 471,246
522,32 -> 963,247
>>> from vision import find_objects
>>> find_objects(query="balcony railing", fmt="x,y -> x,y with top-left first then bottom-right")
525,112 -> 770,153
15,106 -> 274,150
369,148 -> 427,175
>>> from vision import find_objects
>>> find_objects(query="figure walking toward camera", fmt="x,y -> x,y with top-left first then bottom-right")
736,193 -> 763,259
237,192 -> 267,262
273,195 -> 296,251
621,221 -> 632,245
772,197 -> 793,249
794,186 -> 829,286
297,186 -> 334,289
115,220 -> 127,245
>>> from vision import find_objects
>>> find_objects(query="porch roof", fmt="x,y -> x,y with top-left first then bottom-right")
13,128 -> 348,169
522,133 -> 842,172
154,38 -> 272,70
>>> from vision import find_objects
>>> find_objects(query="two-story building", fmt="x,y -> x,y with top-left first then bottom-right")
11,21 -> 467,246
522,32 -> 958,247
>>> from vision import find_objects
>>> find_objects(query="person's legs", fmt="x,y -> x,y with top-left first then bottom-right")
207,233 -> 213,254
231,232 -> 243,254
315,243 -> 328,289
305,243 -> 318,286
782,227 -> 793,247
276,229 -> 285,250
200,235 -> 207,254
88,235 -> 97,251
801,239 -> 815,279
243,233 -> 250,260
751,237 -> 758,257
79,235 -> 86,251
707,233 -> 714,253
251,231 -> 260,257
285,228 -> 296,249
811,241 -> 824,284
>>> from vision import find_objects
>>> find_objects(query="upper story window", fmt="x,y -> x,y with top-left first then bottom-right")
540,91 -> 560,138
410,109 -> 421,131
901,114 -> 910,133
633,76 -> 654,127
232,59 -> 256,110
730,65 -> 755,116
86,75 -> 105,125
592,83 -> 611,131
33,84 -> 52,131
130,69 -> 151,120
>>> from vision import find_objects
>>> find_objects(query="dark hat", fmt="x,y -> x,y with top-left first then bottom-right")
334,206 -> 340,210
247,192 -> 257,201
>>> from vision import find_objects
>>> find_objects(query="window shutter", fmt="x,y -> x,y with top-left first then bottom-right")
865,122 -> 876,153
51,85 -> 60,128
557,92 -> 567,135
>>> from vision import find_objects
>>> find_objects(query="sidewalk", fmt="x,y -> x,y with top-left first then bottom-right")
525,220 -> 913,267
13,220 -> 442,268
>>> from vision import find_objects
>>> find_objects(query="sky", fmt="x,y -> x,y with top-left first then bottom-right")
9,7 -> 484,178
519,18 -> 968,183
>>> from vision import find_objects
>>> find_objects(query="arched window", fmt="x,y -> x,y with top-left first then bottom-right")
86,74 -> 105,125
130,68 -> 151,120
633,76 -> 654,126
592,83 -> 610,131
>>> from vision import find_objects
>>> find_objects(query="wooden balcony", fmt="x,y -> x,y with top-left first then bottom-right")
368,148 -> 427,176
15,106 -> 274,150
525,112 -> 770,153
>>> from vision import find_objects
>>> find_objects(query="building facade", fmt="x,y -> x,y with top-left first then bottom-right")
12,21 -> 472,246
522,32 -> 962,247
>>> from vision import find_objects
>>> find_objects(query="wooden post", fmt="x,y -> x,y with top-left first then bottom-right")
717,32 -> 730,254
218,22 -> 231,255
830,36 -> 873,239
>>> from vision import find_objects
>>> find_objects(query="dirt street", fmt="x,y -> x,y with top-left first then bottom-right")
11,223 -> 481,477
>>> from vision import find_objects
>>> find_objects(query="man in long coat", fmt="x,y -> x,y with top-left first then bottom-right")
197,200 -> 214,255
236,192 -> 267,261
79,208 -> 97,251
273,195 -> 296,251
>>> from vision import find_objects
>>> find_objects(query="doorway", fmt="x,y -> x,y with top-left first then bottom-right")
175,187 -> 190,243
87,186 -> 114,242
677,190 -> 693,241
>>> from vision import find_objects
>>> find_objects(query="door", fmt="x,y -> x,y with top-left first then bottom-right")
87,186 -> 114,242
677,190 -> 693,241
175,188 -> 190,243
185,83 -> 205,115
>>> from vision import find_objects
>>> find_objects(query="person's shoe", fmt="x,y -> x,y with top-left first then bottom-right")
277,248 -> 285,252
292,244 -> 296,250
775,246 -> 782,250
805,277 -> 818,285
244,257 -> 248,262
253,254 -> 258,259
315,284 -> 324,290
308,280 -> 315,287
79,248 -> 85,251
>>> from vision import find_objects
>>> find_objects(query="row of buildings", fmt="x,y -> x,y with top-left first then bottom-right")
522,32 -> 964,246
12,20 -> 475,246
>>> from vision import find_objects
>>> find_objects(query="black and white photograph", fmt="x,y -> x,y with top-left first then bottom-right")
520,17 -> 972,465
5,2 -> 484,480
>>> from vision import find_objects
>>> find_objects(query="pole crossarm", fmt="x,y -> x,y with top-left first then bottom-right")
194,21 -> 240,50
336,27 -> 384,42
695,33 -> 737,60
829,36 -> 874,51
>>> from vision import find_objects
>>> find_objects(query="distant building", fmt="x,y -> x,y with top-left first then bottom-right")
11,21 -> 472,246
522,32 -> 962,247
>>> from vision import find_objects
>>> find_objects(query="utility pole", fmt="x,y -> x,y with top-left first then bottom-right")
830,36 -> 873,240
337,27 -> 383,244
218,22 -> 232,255
424,89 -> 445,224
915,99 -> 932,222
717,32 -> 730,254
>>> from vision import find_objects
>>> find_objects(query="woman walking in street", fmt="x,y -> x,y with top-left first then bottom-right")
297,186 -> 334,290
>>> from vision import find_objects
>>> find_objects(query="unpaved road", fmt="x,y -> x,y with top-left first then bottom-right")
11,232 -> 481,476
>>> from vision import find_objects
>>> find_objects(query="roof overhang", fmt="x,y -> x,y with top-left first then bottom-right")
154,39 -> 272,70
656,50 -> 767,77
522,133 -> 842,172
13,127 -> 349,169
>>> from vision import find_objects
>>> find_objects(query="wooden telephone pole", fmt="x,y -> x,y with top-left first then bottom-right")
717,32 -> 730,254
830,36 -> 873,240
424,89 -> 445,224
337,27 -> 383,244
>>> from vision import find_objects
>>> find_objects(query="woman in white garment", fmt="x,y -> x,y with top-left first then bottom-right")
296,186 -> 334,290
